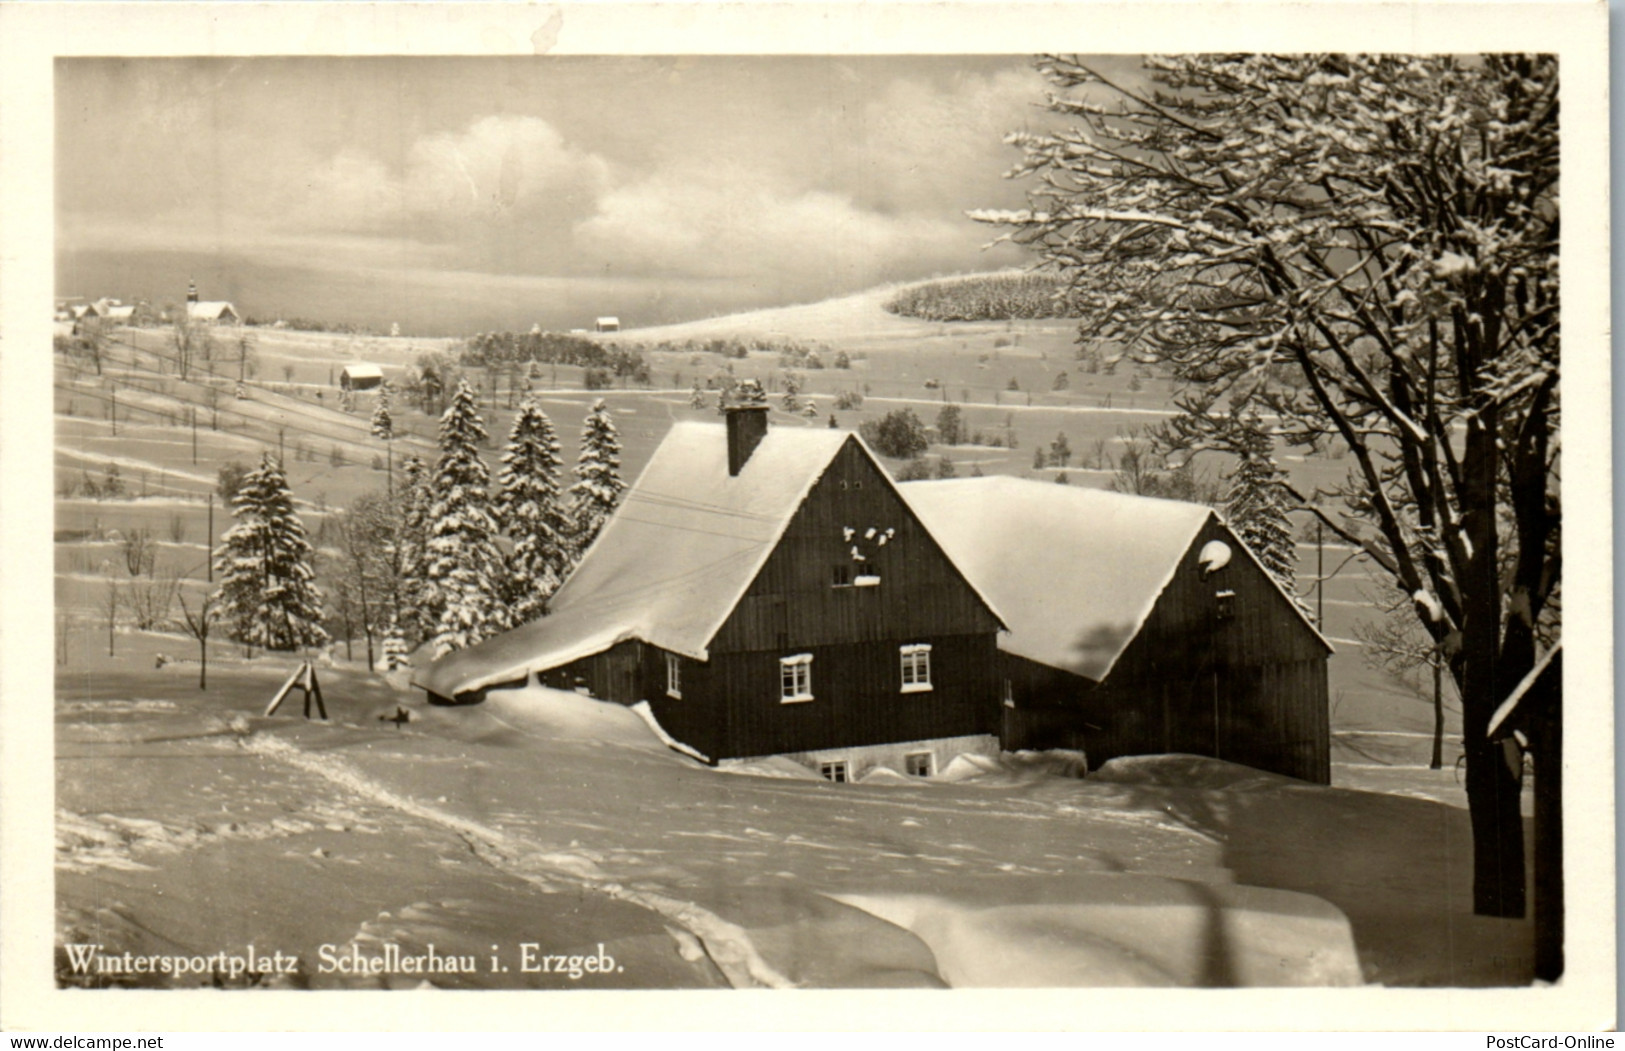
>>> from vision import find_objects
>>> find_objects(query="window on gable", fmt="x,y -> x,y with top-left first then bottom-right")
1215,589 -> 1236,622
780,653 -> 814,703
900,643 -> 932,693
819,760 -> 849,783
665,652 -> 682,699
905,752 -> 933,777
831,564 -> 852,587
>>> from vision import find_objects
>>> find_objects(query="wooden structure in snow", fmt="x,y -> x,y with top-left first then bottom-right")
594,316 -> 620,332
339,363 -> 385,391
417,405 -> 1006,779
906,477 -> 1333,784
419,417 -> 1332,784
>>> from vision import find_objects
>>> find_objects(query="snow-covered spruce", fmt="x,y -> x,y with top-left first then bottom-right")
370,384 -> 394,442
496,397 -> 570,625
381,617 -> 411,671
423,380 -> 510,657
211,452 -> 329,651
1223,429 -> 1303,611
568,398 -> 626,557
394,454 -> 432,647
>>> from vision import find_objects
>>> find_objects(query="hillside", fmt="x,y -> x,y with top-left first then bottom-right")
604,272 -> 1077,351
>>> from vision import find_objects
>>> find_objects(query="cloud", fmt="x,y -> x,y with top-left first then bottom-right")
572,161 -> 995,296
60,59 -> 1051,328
273,114 -> 611,243
838,66 -> 1048,216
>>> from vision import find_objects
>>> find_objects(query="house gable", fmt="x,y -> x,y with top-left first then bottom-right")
709,436 -> 1002,654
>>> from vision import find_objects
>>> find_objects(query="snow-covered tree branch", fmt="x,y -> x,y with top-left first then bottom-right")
979,54 -> 1559,919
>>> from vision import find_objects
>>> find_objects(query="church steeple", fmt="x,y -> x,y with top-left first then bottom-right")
186,279 -> 198,304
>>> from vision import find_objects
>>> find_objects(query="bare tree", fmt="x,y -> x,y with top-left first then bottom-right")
123,571 -> 179,631
99,568 -> 120,657
172,313 -> 212,382
1358,583 -> 1455,770
122,528 -> 156,577
176,589 -> 215,690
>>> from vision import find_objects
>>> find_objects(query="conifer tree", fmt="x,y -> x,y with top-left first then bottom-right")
395,454 -> 431,645
497,396 -> 570,624
423,380 -> 509,656
1223,429 -> 1300,602
370,384 -> 394,441
568,399 -> 626,558
211,452 -> 329,651
381,617 -> 410,671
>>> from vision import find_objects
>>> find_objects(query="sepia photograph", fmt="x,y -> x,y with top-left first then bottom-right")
0,0 -> 1612,1034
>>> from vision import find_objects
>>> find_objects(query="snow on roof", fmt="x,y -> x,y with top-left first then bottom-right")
904,477 -> 1294,681
904,477 -> 1210,680
341,363 -> 384,379
417,421 -> 856,698
187,301 -> 238,321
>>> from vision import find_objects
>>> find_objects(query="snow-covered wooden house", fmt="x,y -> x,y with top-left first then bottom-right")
416,403 -> 1007,779
905,477 -> 1333,783
594,316 -> 620,332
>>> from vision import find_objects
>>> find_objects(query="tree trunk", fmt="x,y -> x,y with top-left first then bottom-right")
1430,657 -> 1443,771
1459,416 -> 1527,919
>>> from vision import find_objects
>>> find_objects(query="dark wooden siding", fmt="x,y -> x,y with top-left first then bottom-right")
530,438 -> 1005,763
633,648 -> 728,761
1004,515 -> 1331,784
709,438 -> 1002,654
711,633 -> 999,758
535,640 -> 645,705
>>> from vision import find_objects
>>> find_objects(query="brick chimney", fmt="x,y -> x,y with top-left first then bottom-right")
725,380 -> 769,476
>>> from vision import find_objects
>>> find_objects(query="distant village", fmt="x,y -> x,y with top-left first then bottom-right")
56,281 -> 239,329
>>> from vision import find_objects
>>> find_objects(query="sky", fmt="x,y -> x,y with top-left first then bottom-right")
55,55 -> 1134,336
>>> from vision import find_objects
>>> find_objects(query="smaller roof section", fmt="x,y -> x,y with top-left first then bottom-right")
901,477 -> 1333,682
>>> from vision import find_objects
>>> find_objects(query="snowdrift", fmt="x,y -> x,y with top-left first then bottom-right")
833,873 -> 1362,987
479,684 -> 670,753
1089,753 -> 1304,792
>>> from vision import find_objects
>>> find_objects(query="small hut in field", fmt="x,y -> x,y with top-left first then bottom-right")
339,364 -> 385,392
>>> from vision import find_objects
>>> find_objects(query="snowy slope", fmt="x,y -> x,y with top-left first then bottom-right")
55,666 -> 1540,990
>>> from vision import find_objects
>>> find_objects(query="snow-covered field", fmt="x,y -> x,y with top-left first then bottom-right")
55,659 -> 1537,992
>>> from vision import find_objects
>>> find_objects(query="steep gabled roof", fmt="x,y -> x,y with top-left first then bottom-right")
903,476 -> 1327,682
418,422 -> 858,698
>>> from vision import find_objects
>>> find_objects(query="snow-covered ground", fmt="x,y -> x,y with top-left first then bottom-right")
54,661 -> 1539,991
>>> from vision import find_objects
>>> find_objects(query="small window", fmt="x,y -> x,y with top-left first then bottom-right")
819,761 -> 849,783
1215,589 -> 1236,621
665,652 -> 682,699
1002,678 -> 1015,709
780,653 -> 814,703
900,643 -> 932,693
905,752 -> 933,777
831,564 -> 852,587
